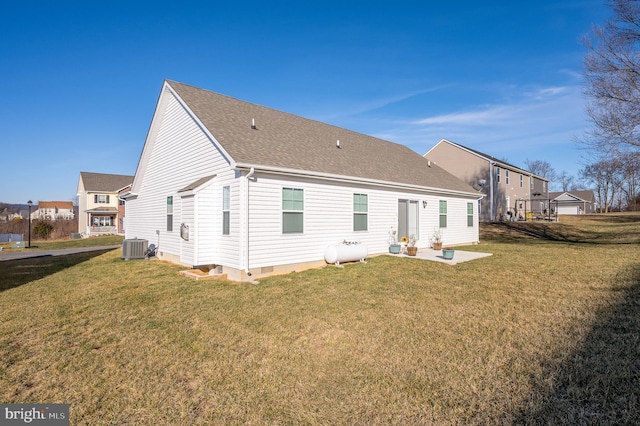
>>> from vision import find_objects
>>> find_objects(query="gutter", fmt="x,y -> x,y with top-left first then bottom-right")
233,163 -> 482,199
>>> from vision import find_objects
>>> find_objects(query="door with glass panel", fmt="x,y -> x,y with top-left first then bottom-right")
398,199 -> 419,241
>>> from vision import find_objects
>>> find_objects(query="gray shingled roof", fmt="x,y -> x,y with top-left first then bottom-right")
550,190 -> 595,202
167,81 -> 478,195
80,172 -> 134,192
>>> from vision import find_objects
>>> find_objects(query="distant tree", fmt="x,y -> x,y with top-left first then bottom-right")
33,221 -> 54,240
557,171 -> 576,192
582,0 -> 640,155
580,158 -> 623,212
524,159 -> 557,181
620,152 -> 640,210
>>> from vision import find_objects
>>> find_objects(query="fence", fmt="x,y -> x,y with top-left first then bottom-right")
0,233 -> 24,242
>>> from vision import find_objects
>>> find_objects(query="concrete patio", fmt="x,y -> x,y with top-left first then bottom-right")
391,248 -> 492,265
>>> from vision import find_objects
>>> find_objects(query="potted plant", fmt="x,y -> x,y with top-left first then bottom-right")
388,227 -> 401,254
442,247 -> 455,260
432,228 -> 443,250
406,234 -> 418,256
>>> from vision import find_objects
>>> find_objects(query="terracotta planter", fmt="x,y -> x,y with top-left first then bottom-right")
433,242 -> 443,250
407,246 -> 418,256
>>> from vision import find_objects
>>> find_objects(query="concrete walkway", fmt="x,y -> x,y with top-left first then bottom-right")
392,248 -> 492,265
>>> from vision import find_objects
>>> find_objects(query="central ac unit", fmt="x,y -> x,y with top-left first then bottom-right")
122,239 -> 148,260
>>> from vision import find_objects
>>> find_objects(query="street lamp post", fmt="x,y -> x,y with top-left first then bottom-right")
27,200 -> 32,248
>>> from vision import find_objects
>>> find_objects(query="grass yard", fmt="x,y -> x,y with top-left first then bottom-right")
1,214 -> 639,424
0,234 -> 124,252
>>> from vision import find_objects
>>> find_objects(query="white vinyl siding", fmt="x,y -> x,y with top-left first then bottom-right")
353,193 -> 368,231
282,187 -> 303,233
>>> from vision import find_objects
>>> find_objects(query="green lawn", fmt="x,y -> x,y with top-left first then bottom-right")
0,234 -> 123,252
1,214 -> 639,424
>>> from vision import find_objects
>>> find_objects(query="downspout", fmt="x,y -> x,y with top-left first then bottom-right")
489,162 -> 495,221
244,167 -> 255,277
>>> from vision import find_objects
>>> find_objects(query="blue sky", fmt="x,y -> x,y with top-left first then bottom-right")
1,1 -> 609,204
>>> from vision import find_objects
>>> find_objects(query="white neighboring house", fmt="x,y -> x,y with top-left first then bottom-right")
30,201 -> 75,221
77,172 -> 134,235
124,80 -> 483,281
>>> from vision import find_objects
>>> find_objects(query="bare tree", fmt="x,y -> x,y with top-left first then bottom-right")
620,152 -> 640,210
580,158 -> 623,212
582,0 -> 640,155
557,170 -> 576,192
523,159 -> 557,180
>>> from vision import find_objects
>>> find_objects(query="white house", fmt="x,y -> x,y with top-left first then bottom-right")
31,201 -> 75,221
124,81 -> 483,281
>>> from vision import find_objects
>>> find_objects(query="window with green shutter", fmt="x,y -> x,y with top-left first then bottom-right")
282,188 -> 303,233
353,193 -> 368,231
439,200 -> 447,228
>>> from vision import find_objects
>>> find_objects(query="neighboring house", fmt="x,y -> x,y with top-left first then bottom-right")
123,80 -> 483,281
424,139 -> 550,221
549,190 -> 597,215
117,184 -> 132,234
77,172 -> 134,235
30,201 -> 75,221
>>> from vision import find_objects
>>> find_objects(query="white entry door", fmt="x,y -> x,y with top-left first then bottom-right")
398,200 -> 419,240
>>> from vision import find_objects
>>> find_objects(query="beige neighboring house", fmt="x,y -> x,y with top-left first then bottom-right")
425,139 -> 550,221
549,190 -> 597,215
77,172 -> 134,235
31,201 -> 75,221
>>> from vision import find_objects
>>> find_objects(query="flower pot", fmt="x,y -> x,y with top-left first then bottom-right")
433,242 -> 442,250
442,249 -> 455,260
407,246 -> 418,256
389,244 -> 401,254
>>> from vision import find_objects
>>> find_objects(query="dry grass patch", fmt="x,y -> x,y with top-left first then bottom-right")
1,214 -> 639,424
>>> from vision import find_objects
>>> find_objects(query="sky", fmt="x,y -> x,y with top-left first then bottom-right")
1,0 -> 611,204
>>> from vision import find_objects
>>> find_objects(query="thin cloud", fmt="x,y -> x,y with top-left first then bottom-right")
414,106 -> 513,126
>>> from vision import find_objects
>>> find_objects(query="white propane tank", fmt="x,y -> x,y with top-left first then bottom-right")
324,243 -> 368,266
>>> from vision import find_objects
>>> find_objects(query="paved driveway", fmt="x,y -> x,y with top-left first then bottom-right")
0,245 -> 121,261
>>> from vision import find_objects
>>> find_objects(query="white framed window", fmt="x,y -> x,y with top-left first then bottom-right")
496,167 -> 501,183
505,170 -> 510,184
222,186 -> 230,235
520,174 -> 523,188
530,176 -> 535,190
439,200 -> 447,228
92,216 -> 113,226
94,194 -> 110,204
353,193 -> 368,231
467,202 -> 474,227
282,187 -> 303,233
166,196 -> 173,232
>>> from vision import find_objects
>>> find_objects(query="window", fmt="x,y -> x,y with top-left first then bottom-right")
520,174 -> 523,188
94,194 -> 110,204
353,193 -> 368,231
467,202 -> 474,227
92,216 -> 113,227
119,199 -> 125,205
543,181 -> 547,192
496,167 -> 501,183
282,188 -> 303,233
530,176 -> 535,190
166,196 -> 173,231
505,170 -> 510,184
439,200 -> 447,228
222,186 -> 230,235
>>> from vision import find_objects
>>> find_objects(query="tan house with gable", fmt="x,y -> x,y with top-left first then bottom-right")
425,139 -> 550,221
549,190 -> 597,215
77,172 -> 134,235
